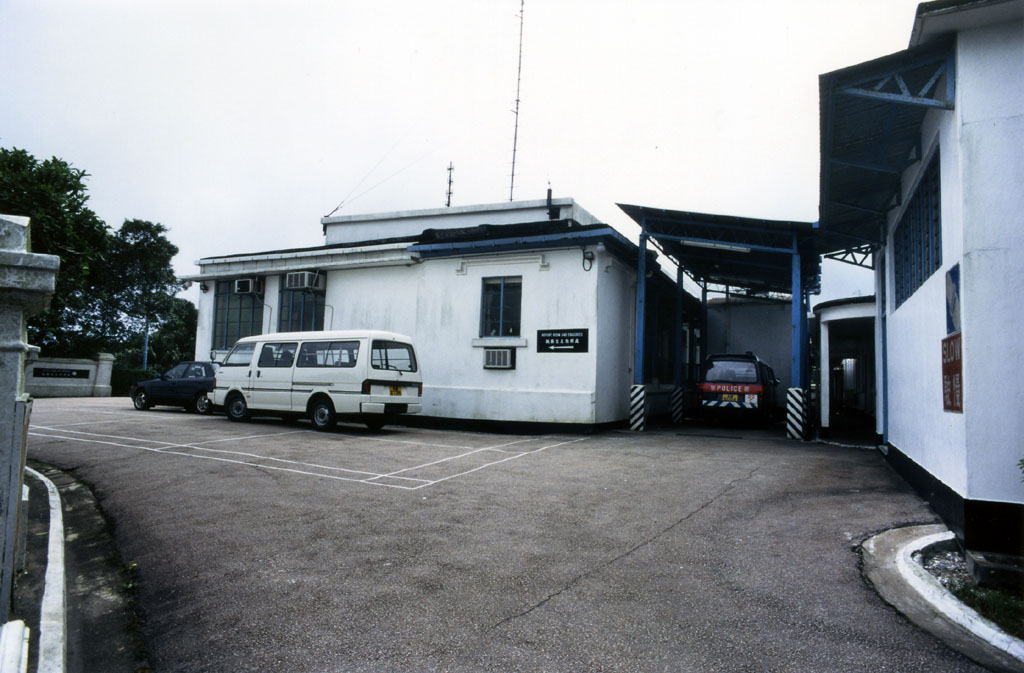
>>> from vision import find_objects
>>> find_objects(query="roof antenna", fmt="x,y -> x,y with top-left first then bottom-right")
509,0 -> 524,202
446,162 -> 454,207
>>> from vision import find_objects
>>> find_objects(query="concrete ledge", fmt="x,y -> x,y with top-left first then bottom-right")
862,524 -> 1024,672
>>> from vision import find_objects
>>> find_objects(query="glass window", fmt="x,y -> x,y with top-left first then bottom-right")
893,155 -> 941,308
480,277 -> 522,337
223,342 -> 256,366
212,280 -> 264,350
258,343 -> 297,368
165,364 -> 188,379
296,341 -> 360,368
705,360 -> 758,384
279,277 -> 325,332
371,341 -> 417,372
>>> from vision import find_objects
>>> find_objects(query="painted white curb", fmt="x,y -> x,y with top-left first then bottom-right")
24,467 -> 66,673
0,620 -> 29,673
896,530 -> 1024,662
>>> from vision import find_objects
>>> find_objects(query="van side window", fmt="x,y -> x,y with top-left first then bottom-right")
258,343 -> 297,368
223,342 -> 256,366
371,340 -> 417,372
297,341 -> 360,368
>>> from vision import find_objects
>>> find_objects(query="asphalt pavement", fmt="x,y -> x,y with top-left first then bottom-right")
12,397 -> 1016,672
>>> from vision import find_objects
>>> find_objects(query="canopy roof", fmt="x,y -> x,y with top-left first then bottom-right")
817,38 -> 955,266
618,204 -> 820,295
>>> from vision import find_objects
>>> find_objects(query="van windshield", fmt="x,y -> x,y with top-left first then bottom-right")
223,342 -> 256,366
371,341 -> 417,372
705,359 -> 757,383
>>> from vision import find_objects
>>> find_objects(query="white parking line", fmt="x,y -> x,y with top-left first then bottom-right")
28,426 -> 584,490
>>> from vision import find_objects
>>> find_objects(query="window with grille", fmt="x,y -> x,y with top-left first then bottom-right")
212,280 -> 264,350
279,280 -> 325,332
480,277 -> 522,337
893,155 -> 941,308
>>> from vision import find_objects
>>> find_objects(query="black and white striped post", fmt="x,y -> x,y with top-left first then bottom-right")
630,384 -> 647,431
671,386 -> 685,425
786,387 -> 808,440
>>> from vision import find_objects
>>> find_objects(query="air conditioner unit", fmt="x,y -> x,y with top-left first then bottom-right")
285,271 -> 324,291
483,348 -> 515,370
234,278 -> 261,294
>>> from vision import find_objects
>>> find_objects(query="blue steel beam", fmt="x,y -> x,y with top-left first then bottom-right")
408,227 -> 631,257
674,265 -> 684,388
633,232 -> 648,385
791,241 -> 804,392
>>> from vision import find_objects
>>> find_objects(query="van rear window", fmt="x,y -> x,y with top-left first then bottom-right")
296,341 -> 360,368
705,360 -> 757,383
371,341 -> 417,372
223,342 -> 256,366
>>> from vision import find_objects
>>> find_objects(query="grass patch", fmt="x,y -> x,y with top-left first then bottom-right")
948,580 -> 1024,640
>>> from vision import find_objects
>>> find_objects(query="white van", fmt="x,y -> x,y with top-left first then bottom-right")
213,330 -> 422,431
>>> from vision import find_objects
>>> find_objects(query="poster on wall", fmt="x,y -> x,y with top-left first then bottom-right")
943,264 -> 963,412
946,264 -> 961,335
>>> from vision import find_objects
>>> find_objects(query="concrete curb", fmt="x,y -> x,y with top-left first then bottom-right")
862,524 -> 1024,673
24,467 -> 66,673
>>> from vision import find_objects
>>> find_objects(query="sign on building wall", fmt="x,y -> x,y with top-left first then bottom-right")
537,329 -> 589,353
942,332 -> 963,413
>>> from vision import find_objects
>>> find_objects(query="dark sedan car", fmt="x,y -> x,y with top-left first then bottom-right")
130,361 -> 218,414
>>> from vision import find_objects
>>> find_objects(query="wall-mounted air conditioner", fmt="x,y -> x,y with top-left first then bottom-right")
483,348 -> 515,370
234,278 -> 262,294
285,271 -> 325,291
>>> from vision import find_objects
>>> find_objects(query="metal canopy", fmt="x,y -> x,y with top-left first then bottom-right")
818,38 -> 955,265
617,204 -> 820,295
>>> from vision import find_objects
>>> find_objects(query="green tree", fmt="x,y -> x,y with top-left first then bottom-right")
0,147 -> 110,355
101,219 -> 184,364
118,297 -> 197,372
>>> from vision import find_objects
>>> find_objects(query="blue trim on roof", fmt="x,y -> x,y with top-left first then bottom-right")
407,227 -> 634,258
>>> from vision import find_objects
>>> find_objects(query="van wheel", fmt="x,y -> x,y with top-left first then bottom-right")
310,399 -> 336,431
225,394 -> 250,422
364,418 -> 385,432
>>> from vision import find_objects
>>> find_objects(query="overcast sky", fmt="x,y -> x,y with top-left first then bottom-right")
1,0 -> 926,305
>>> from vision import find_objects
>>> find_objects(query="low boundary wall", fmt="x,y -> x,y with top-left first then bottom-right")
25,354 -> 114,398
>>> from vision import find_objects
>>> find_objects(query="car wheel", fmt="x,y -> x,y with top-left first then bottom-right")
310,399 -> 336,431
194,393 -> 212,415
364,417 -> 386,432
132,389 -> 151,410
225,394 -> 250,422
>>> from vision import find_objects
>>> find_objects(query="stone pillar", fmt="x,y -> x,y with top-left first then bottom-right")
94,353 -> 115,397
0,215 -> 59,622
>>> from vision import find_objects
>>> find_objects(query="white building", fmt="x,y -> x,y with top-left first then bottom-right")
188,198 -> 684,428
818,0 -> 1024,570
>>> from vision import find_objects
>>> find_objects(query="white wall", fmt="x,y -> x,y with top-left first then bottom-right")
594,251 -> 637,423
884,98 -> 967,496
883,20 -> 1024,505
706,300 -> 793,391
957,20 -> 1024,504
316,246 -> 620,424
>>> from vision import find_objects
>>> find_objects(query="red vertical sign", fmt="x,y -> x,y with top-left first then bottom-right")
942,332 -> 963,412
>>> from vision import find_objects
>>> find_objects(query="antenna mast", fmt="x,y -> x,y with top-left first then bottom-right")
509,0 -> 524,202
446,162 -> 454,207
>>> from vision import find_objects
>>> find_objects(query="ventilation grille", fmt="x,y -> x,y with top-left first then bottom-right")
483,348 -> 515,369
